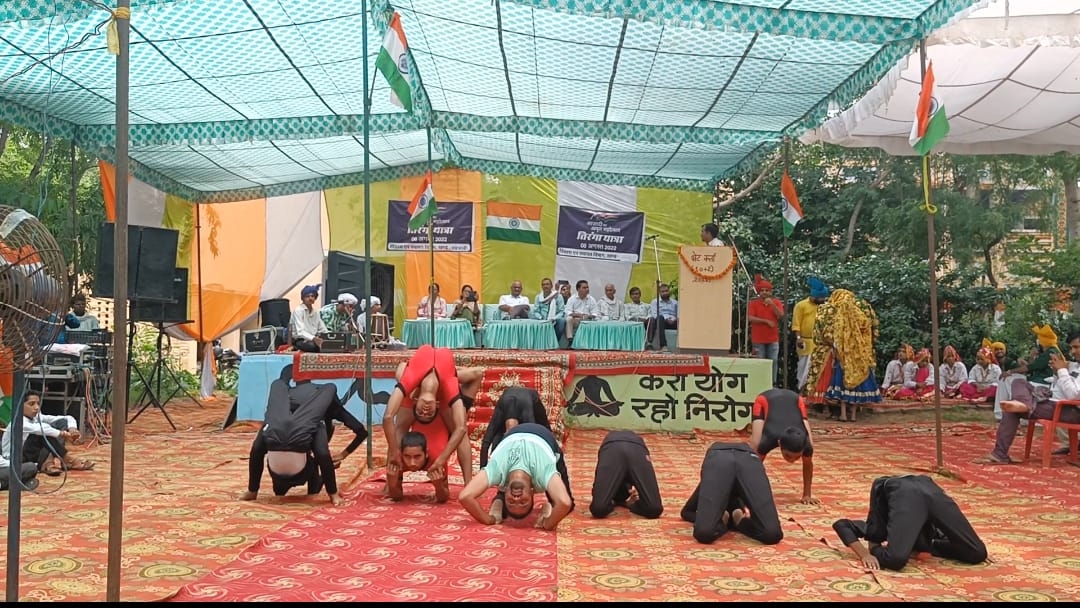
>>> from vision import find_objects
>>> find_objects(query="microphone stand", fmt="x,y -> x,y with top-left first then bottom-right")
720,233 -> 757,356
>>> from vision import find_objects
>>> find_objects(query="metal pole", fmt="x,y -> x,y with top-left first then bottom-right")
427,125 -> 435,346
919,40 -> 944,471
361,0 -> 374,469
69,142 -> 79,295
107,2 -> 131,601
781,140 -> 791,389
6,374 -> 25,601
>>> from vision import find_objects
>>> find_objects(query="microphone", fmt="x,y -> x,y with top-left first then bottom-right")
644,233 -> 660,240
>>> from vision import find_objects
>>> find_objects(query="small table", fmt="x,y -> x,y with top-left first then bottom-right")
402,319 -> 476,348
573,320 -> 645,352
484,320 -> 559,350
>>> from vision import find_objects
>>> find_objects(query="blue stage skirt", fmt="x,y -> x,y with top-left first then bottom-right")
824,359 -> 882,404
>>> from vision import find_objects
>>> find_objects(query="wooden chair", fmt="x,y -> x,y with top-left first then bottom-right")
1023,399 -> 1080,467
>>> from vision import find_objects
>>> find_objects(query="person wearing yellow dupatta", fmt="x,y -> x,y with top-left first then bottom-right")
803,289 -> 882,422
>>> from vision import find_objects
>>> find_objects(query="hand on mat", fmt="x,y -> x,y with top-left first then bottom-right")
535,502 -> 553,529
801,494 -> 820,505
862,554 -> 880,570
489,499 -> 504,525
238,491 -> 257,502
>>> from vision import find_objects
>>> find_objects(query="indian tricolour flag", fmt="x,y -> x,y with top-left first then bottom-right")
781,170 -> 803,238
909,62 -> 949,156
408,172 -> 437,230
376,12 -> 413,112
486,201 -> 542,244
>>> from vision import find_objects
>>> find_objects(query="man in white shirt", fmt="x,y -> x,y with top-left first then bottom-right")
623,286 -> 651,323
532,278 -> 566,341
1,391 -> 91,476
498,280 -> 531,319
981,331 -> 1080,464
701,223 -> 724,247
647,284 -> 679,350
597,283 -> 624,321
69,294 -> 101,331
564,280 -> 598,346
290,285 -> 328,352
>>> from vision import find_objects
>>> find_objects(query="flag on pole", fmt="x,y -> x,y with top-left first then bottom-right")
408,172 -> 437,230
909,62 -> 949,156
781,170 -> 803,237
376,11 -> 413,112
486,201 -> 543,244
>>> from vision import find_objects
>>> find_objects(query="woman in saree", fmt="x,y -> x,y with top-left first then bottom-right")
803,289 -> 882,422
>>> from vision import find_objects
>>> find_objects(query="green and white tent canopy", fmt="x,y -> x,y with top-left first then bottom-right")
0,0 -> 982,201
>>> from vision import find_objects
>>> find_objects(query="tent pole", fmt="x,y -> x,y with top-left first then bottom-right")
361,0 -> 374,469
69,142 -> 79,296
427,125 -> 435,346
107,1 -> 131,602
781,139 -> 791,389
919,40 -> 945,472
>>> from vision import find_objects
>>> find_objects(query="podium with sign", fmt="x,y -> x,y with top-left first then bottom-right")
677,246 -> 736,351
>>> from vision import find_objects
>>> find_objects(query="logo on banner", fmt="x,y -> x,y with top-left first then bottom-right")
555,206 -> 646,263
387,200 -> 474,252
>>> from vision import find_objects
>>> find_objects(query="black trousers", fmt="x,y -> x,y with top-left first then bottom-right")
480,386 -> 548,468
645,318 -> 676,348
23,418 -> 70,467
681,442 -> 782,545
863,475 -> 987,571
494,423 -> 574,513
292,338 -> 321,353
1,463 -> 39,490
590,431 -> 662,519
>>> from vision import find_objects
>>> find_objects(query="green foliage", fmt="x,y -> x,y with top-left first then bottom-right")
128,329 -> 199,404
216,367 -> 240,397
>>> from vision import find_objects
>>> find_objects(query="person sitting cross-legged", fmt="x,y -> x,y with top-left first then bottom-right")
1,391 -> 94,477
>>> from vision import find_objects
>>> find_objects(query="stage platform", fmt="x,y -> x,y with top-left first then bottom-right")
236,349 -> 772,433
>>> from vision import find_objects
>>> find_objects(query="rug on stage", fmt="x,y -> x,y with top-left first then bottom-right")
291,350 -> 577,383
559,425 -> 1080,602
571,351 -> 711,378
167,481 -> 558,602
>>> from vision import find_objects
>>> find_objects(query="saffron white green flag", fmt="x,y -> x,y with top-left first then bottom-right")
486,201 -> 542,244
408,172 -> 437,230
781,170 -> 803,237
376,12 -> 413,112
909,62 -> 949,156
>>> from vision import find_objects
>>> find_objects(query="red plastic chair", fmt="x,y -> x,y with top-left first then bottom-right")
1024,400 -> 1080,467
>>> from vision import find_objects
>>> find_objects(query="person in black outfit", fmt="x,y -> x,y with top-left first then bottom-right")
240,379 -> 368,505
589,431 -> 663,519
681,442 -> 783,545
833,475 -> 987,571
748,388 -> 818,504
479,386 -> 551,468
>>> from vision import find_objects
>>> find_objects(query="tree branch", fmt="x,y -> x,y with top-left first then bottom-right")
983,236 -> 1002,287
0,124 -> 8,160
714,153 -> 782,210
841,165 -> 891,260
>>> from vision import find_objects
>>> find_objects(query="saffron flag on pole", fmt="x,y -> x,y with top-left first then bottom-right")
376,12 -> 413,112
486,201 -> 542,244
781,170 -> 803,237
909,62 -> 949,156
408,172 -> 437,230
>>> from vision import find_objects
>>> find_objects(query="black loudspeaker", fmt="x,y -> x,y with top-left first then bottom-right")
94,223 -> 180,302
132,268 -> 190,323
324,251 -> 395,319
259,298 -> 292,328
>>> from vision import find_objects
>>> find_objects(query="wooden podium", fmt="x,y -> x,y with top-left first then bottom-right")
677,246 -> 735,351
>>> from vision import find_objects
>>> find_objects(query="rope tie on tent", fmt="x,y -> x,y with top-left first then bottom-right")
106,7 -> 131,56
921,155 -> 938,214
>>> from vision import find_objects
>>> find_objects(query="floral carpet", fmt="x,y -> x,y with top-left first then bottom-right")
2,398 -> 1079,601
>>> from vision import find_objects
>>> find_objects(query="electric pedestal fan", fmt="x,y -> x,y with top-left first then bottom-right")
0,205 -> 70,601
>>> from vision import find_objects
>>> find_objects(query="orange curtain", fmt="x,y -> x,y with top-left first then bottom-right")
403,169 -> 483,317
179,200 -> 267,341
98,160 -> 117,221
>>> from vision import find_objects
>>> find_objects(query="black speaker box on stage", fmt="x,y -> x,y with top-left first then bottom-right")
94,223 -> 180,302
132,268 -> 190,323
324,251 -> 394,320
259,298 -> 292,328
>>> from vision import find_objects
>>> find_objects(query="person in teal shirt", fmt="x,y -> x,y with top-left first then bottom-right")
458,423 -> 574,530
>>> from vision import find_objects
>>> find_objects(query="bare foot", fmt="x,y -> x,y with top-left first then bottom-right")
1001,400 -> 1029,414
722,511 -> 731,528
732,508 -> 750,526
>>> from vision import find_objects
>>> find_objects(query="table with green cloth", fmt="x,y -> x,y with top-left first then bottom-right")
572,320 -> 645,352
483,320 -> 559,350
402,318 -> 476,348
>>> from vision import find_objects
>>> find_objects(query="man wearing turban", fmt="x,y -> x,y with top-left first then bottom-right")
289,284 -> 328,352
791,277 -> 830,390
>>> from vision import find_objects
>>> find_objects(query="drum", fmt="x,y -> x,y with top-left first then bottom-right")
370,313 -> 390,343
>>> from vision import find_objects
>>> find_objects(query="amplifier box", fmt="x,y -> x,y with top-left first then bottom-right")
243,327 -> 277,353
44,344 -> 94,367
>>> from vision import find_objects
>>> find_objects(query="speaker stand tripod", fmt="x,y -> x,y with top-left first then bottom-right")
126,317 -> 200,430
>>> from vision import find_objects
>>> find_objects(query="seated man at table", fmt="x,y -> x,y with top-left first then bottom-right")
564,280 -> 598,348
387,430 -> 451,503
681,442 -> 782,545
384,345 -> 474,484
597,283 -> 624,321
499,280 -> 531,319
532,278 -> 566,339
623,286 -> 651,324
646,283 -> 678,351
590,431 -> 663,520
833,475 -> 987,571
241,378 -> 368,505
459,423 -> 574,530
747,388 -> 818,505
